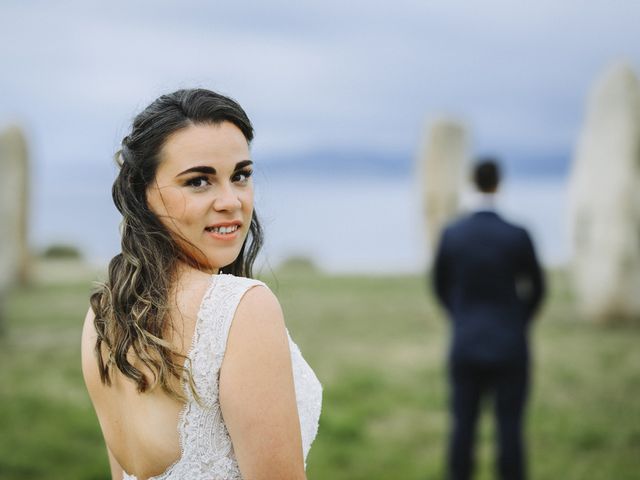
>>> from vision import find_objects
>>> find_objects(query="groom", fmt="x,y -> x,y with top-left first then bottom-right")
432,158 -> 545,480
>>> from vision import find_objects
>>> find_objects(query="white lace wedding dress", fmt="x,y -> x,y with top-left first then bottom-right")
123,274 -> 322,480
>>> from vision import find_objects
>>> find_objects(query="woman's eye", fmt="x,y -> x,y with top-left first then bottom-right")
234,170 -> 253,183
186,176 -> 209,189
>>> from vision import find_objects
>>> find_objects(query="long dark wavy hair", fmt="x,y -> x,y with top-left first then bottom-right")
89,89 -> 263,400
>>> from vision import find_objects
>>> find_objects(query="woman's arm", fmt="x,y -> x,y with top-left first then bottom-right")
219,285 -> 306,480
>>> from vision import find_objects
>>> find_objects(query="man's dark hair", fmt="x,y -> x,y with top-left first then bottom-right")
473,158 -> 501,193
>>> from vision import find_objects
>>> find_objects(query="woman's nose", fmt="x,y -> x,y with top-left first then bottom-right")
213,183 -> 242,211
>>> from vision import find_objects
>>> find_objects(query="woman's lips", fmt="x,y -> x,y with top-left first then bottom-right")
204,223 -> 241,241
205,229 -> 240,241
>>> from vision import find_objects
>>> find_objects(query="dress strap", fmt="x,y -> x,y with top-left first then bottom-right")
204,274 -> 266,357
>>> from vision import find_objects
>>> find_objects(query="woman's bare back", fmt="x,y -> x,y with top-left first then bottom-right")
81,269 -> 213,479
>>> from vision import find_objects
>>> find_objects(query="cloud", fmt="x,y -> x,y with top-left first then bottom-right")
1,0 -> 639,163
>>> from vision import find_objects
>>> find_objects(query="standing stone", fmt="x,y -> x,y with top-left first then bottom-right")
568,63 -> 640,323
0,125 -> 30,332
420,119 -> 469,259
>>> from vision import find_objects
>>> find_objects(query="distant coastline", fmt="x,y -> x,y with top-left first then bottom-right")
260,148 -> 572,179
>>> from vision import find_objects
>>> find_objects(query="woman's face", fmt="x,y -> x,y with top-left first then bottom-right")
146,122 -> 254,273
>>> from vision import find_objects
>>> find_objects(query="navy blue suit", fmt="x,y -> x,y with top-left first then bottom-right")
432,210 -> 544,480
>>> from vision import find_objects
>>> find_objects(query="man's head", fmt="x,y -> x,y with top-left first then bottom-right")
473,158 -> 501,193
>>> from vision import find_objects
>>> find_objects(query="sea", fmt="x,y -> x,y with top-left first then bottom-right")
31,171 -> 569,274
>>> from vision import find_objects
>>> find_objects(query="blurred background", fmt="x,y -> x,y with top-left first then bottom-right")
1,1 -> 639,479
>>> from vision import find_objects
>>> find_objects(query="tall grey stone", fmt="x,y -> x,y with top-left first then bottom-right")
420,119 -> 469,259
568,63 -> 640,323
0,125 -> 30,332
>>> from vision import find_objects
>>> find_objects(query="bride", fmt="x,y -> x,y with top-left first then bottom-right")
81,89 -> 322,480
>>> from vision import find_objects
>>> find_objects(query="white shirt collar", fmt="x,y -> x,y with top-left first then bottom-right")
474,192 -> 497,212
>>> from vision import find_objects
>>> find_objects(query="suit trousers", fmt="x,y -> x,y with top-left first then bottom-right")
447,360 -> 529,480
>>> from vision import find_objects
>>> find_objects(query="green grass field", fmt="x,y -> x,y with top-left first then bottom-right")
1,262 -> 638,479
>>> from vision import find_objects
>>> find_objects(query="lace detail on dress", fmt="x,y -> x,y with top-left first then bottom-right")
123,274 -> 322,480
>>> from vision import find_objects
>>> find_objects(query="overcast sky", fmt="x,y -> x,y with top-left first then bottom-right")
2,0 -> 639,169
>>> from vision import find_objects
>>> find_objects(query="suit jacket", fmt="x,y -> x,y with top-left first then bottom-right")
432,210 -> 545,365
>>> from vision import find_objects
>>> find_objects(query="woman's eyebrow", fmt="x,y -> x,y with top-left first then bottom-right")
176,160 -> 253,178
233,160 -> 253,171
176,165 -> 216,177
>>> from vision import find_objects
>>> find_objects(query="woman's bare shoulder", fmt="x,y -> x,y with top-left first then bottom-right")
236,282 -> 284,329
81,305 -> 96,340
223,282 -> 288,376
80,305 -> 100,389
